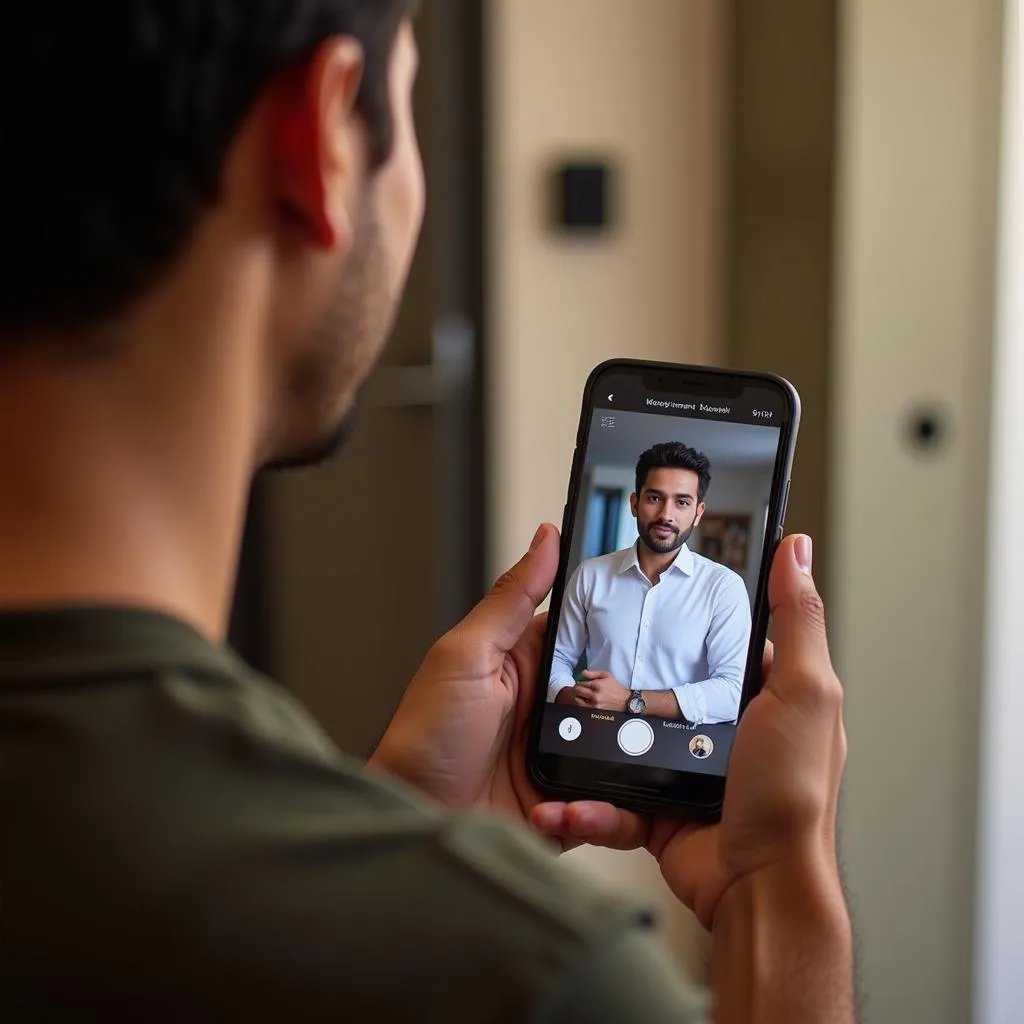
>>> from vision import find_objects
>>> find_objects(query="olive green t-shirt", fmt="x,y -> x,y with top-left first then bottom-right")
0,608 -> 709,1022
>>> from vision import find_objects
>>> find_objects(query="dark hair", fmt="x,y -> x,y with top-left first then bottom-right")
0,1 -> 416,337
635,442 -> 712,502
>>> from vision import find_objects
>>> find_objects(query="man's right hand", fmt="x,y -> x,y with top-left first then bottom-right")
532,532 -> 848,929
652,533 -> 846,927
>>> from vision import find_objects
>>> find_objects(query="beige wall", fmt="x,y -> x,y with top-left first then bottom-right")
722,0 -> 836,599
485,0 -> 726,969
832,0 -> 1004,1020
486,0 -> 724,574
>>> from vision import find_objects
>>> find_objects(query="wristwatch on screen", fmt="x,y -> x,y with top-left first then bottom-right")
627,689 -> 646,715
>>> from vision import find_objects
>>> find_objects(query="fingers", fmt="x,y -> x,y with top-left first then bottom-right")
510,616 -> 550,730
530,801 -> 651,852
454,523 -> 560,655
572,680 -> 602,705
767,535 -> 841,705
514,611 -> 550,663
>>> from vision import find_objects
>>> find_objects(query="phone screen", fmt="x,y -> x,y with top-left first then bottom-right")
536,367 -> 794,788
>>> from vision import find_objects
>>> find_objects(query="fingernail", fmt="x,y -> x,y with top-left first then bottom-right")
570,807 -> 598,835
795,534 -> 813,574
529,525 -> 546,553
532,804 -> 564,831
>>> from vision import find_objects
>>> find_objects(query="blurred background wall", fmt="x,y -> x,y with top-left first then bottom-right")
974,4 -> 1022,1023
236,0 -> 1024,1019
831,2 -> 1004,1022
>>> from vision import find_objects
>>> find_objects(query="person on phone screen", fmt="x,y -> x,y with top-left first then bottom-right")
548,442 -> 752,724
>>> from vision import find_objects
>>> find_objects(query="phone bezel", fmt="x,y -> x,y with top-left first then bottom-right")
525,358 -> 801,819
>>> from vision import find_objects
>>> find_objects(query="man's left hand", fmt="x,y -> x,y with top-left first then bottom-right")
369,523 -> 638,850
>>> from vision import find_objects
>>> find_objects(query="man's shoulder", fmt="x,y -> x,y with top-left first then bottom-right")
575,548 -> 631,578
2,665 -> 669,1019
689,550 -> 747,590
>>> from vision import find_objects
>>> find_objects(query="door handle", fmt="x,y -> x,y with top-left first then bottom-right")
372,314 -> 474,407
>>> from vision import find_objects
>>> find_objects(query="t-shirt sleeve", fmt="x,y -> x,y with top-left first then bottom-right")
533,924 -> 711,1024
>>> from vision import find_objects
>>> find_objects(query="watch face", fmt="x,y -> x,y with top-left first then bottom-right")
628,694 -> 645,714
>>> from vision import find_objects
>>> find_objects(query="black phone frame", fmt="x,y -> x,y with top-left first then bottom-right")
525,358 -> 801,820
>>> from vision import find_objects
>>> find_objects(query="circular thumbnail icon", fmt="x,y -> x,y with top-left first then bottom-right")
558,716 -> 582,742
688,734 -> 713,759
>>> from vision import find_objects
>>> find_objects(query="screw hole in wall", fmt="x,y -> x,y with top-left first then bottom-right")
906,406 -> 950,453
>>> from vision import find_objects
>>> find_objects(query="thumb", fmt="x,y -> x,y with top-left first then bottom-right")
767,534 -> 836,698
457,523 -> 560,655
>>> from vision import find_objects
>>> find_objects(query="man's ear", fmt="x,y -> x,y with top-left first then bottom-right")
270,37 -> 366,250
630,493 -> 639,518
694,501 -> 706,527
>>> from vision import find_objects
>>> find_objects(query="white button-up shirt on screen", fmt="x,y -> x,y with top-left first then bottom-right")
548,542 -> 752,724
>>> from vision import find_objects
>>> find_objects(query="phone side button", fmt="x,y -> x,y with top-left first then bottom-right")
565,448 -> 579,504
559,504 -> 571,537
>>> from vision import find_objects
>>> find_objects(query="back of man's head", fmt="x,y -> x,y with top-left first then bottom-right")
0,1 -> 415,341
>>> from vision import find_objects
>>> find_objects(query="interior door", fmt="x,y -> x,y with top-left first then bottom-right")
230,1 -> 485,759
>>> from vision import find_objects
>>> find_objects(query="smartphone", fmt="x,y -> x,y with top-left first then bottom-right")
526,359 -> 800,819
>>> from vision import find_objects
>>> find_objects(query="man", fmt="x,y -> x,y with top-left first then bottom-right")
0,4 -> 853,1021
550,442 -> 751,723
